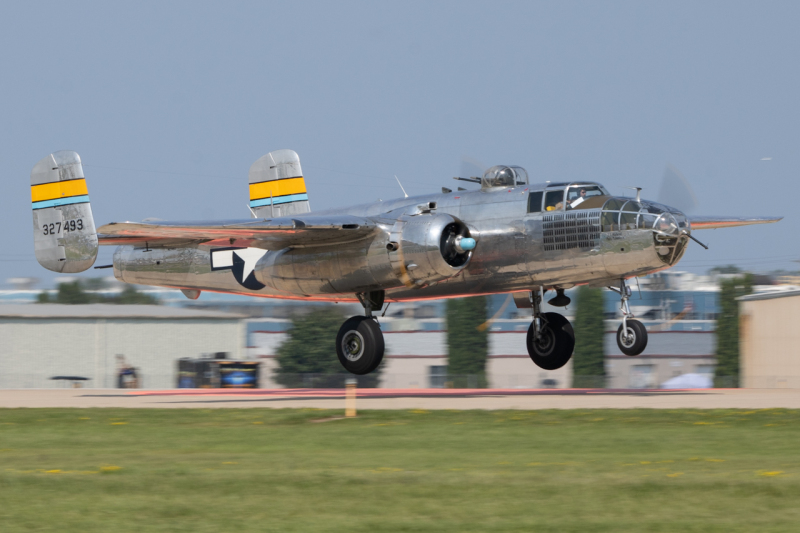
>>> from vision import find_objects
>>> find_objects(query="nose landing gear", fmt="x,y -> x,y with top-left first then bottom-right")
526,288 -> 575,370
335,291 -> 385,375
609,279 -> 648,356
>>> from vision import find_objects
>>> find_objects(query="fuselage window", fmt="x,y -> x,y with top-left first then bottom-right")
638,214 -> 656,229
527,191 -> 543,213
620,212 -> 637,230
601,211 -> 618,232
544,190 -> 564,211
621,201 -> 642,212
603,198 -> 626,211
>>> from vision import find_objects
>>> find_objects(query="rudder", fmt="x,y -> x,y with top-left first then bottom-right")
31,151 -> 98,272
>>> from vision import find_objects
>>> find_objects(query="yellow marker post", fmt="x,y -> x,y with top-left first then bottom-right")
345,378 -> 357,417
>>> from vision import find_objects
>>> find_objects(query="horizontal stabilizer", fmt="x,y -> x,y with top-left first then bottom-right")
689,216 -> 782,230
97,215 -> 378,248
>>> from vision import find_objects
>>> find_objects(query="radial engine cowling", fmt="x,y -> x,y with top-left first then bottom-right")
387,213 -> 474,288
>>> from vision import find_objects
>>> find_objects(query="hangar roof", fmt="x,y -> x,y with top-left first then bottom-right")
0,304 -> 244,319
737,289 -> 800,302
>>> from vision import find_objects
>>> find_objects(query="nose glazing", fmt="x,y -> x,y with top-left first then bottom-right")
653,211 -> 689,265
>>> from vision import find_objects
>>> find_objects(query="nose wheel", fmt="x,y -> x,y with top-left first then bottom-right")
616,319 -> 647,356
609,279 -> 648,356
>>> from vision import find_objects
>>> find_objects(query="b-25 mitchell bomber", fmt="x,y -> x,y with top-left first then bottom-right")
31,150 -> 780,375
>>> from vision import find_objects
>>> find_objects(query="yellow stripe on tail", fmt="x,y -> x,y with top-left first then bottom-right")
249,176 -> 307,201
31,178 -> 88,203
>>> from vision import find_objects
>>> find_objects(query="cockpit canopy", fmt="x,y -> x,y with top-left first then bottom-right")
482,165 -> 529,189
537,183 -> 611,211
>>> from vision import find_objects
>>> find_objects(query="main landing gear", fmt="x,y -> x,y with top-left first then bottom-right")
335,290 -> 385,375
609,279 -> 648,356
526,288 -> 575,370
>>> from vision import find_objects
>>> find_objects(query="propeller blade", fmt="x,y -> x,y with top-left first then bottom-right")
657,164 -> 698,214
459,156 -> 486,181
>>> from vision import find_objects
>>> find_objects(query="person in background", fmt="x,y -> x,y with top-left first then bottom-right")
116,354 -> 139,388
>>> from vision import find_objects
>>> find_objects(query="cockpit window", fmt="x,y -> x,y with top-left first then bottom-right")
482,165 -> 529,189
621,201 -> 642,212
544,190 -> 564,211
566,185 -> 606,209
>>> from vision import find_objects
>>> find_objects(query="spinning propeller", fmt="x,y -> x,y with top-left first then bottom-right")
656,164 -> 698,214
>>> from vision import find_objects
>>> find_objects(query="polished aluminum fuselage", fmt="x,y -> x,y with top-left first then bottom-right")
113,184 -> 686,302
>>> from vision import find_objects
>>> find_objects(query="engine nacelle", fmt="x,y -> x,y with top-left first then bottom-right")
255,212 -> 475,295
386,213 -> 474,288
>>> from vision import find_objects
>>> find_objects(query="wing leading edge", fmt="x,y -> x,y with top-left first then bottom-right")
97,215 -> 379,248
689,216 -> 782,230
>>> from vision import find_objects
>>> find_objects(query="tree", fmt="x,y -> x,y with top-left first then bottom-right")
274,307 -> 382,388
54,280 -> 93,304
109,285 -> 158,304
710,265 -> 742,275
35,279 -> 158,305
571,286 -> 606,388
714,274 -> 753,387
445,296 -> 488,388
36,291 -> 52,303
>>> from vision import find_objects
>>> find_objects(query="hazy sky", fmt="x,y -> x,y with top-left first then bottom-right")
2,1 -> 798,287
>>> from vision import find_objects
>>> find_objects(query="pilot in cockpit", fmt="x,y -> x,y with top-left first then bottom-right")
569,188 -> 587,208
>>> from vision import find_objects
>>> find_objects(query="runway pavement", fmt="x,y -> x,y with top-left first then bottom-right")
1,387 -> 799,409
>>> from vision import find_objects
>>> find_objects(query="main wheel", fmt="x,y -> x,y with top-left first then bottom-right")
526,312 -> 575,370
616,319 -> 648,356
336,316 -> 385,375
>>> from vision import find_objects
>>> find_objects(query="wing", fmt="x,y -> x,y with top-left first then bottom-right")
689,216 -> 782,230
97,215 -> 380,248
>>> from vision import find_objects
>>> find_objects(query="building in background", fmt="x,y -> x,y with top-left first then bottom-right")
604,331 -> 716,388
0,305 -> 242,389
739,290 -> 800,389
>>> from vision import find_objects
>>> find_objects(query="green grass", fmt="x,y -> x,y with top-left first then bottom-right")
1,408 -> 799,532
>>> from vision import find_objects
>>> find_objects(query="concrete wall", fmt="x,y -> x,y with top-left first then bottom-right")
606,355 -> 716,389
605,331 -> 716,388
0,318 -> 241,389
741,295 -> 800,388
250,330 -> 572,389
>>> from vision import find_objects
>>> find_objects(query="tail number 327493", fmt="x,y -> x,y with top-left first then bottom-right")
42,219 -> 84,235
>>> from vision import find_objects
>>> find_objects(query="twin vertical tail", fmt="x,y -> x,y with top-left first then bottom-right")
248,149 -> 310,218
31,151 -> 98,272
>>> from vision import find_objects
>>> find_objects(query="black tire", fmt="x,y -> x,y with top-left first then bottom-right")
526,312 -> 575,370
335,316 -> 385,375
616,319 -> 648,356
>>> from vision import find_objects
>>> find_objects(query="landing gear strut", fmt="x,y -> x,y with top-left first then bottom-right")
526,287 -> 575,370
609,279 -> 648,356
335,290 -> 385,375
